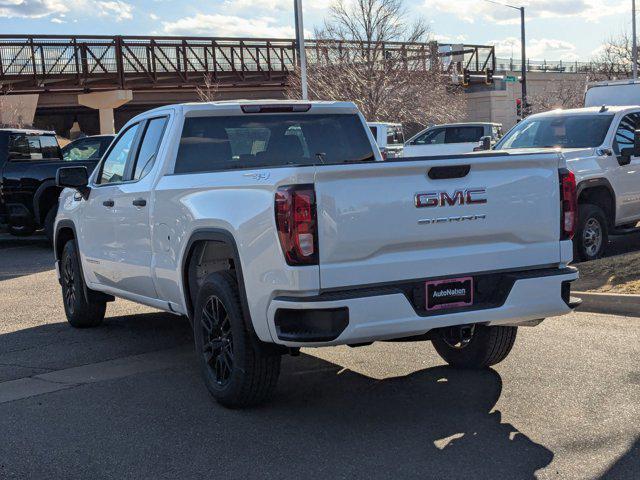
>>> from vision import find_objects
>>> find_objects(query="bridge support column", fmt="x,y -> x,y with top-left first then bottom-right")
0,94 -> 39,127
78,90 -> 133,134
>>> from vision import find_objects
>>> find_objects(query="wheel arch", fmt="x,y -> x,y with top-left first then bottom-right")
577,178 -> 616,227
33,180 -> 62,226
181,229 -> 254,332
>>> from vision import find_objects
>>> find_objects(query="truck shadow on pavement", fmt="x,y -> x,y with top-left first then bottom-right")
271,356 -> 553,479
0,312 -> 553,479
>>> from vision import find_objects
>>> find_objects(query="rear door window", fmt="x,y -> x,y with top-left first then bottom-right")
133,117 -> 168,180
39,135 -> 61,159
445,127 -> 485,144
174,114 -> 374,174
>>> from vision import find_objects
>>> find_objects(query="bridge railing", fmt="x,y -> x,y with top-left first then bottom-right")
0,35 -> 298,91
0,35 -> 495,92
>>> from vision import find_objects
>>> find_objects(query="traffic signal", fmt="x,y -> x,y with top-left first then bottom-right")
516,98 -> 522,119
462,69 -> 471,86
485,68 -> 494,85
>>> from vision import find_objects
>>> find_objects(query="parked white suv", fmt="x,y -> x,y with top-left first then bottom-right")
404,122 -> 502,157
54,100 -> 579,408
494,105 -> 640,261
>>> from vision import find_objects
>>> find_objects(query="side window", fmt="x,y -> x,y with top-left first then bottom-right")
445,127 -> 485,144
97,124 -> 140,184
39,135 -> 61,159
64,138 -> 103,161
613,113 -> 640,156
414,128 -> 445,145
369,126 -> 378,142
387,127 -> 404,145
133,117 -> 168,180
8,134 -> 30,160
27,137 -> 43,159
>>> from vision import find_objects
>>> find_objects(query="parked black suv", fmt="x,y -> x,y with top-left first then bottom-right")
0,130 -> 109,242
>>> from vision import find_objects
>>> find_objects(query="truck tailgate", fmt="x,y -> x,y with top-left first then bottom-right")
315,153 -> 563,289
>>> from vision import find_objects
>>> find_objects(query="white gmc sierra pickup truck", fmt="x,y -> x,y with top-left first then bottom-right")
54,100 -> 580,408
494,105 -> 640,261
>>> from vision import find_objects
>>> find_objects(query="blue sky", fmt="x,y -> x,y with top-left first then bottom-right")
0,0 -> 634,61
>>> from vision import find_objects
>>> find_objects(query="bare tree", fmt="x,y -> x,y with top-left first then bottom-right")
286,0 -> 466,130
529,79 -> 588,114
196,74 -> 220,102
0,89 -> 31,128
593,32 -> 634,79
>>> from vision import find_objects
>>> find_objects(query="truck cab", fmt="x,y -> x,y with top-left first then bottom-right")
494,105 -> 640,261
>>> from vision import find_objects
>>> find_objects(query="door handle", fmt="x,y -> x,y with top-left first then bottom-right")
102,200 -> 114,208
132,198 -> 147,207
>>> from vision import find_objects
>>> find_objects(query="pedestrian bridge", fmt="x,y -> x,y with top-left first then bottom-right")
0,35 -> 496,93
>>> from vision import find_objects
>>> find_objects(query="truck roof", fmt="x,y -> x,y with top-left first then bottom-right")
526,105 -> 639,120
0,128 -> 56,135
432,122 -> 502,128
129,100 -> 361,123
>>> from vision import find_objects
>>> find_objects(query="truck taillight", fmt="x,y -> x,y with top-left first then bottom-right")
275,184 -> 318,266
560,169 -> 577,240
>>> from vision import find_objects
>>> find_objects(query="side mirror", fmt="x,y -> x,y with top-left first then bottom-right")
618,130 -> 640,165
474,136 -> 492,152
57,166 -> 89,195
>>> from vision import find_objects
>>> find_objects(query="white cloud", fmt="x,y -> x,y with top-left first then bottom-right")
149,12 -> 159,20
423,0 -> 628,24
0,0 -> 133,20
433,33 -> 467,43
95,0 -> 132,21
0,0 -> 68,18
224,0 -> 332,10
163,13 -> 297,37
493,36 -> 579,61
50,16 -> 64,22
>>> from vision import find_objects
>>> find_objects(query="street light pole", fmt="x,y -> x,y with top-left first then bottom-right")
482,1 -> 527,116
294,0 -> 309,100
633,0 -> 638,80
520,6 -> 527,114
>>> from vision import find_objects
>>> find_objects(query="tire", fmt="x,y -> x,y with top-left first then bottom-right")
574,203 -> 608,262
60,240 -> 106,328
44,204 -> 58,245
432,325 -> 518,369
193,271 -> 281,408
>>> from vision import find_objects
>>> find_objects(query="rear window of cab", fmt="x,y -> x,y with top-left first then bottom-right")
174,113 -> 375,174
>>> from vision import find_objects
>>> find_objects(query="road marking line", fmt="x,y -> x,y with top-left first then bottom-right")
0,345 -> 193,404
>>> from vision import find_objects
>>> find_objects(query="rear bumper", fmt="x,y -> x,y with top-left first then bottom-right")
266,267 -> 579,347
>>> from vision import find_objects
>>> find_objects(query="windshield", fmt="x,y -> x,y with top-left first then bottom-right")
495,114 -> 614,149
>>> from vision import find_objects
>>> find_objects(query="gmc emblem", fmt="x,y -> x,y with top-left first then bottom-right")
415,188 -> 487,208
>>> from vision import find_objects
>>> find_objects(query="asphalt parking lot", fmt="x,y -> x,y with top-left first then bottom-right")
0,234 -> 638,479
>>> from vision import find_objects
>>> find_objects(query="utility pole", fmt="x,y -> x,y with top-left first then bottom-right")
294,0 -> 309,100
633,0 -> 638,80
520,6 -> 528,115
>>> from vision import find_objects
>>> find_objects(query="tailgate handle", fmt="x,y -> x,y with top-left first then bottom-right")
428,165 -> 470,180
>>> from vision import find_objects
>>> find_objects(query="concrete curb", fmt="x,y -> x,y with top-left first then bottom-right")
574,291 -> 640,317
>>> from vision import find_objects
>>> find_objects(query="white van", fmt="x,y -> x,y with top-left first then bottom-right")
367,122 -> 404,159
404,122 -> 502,157
585,80 -> 640,108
